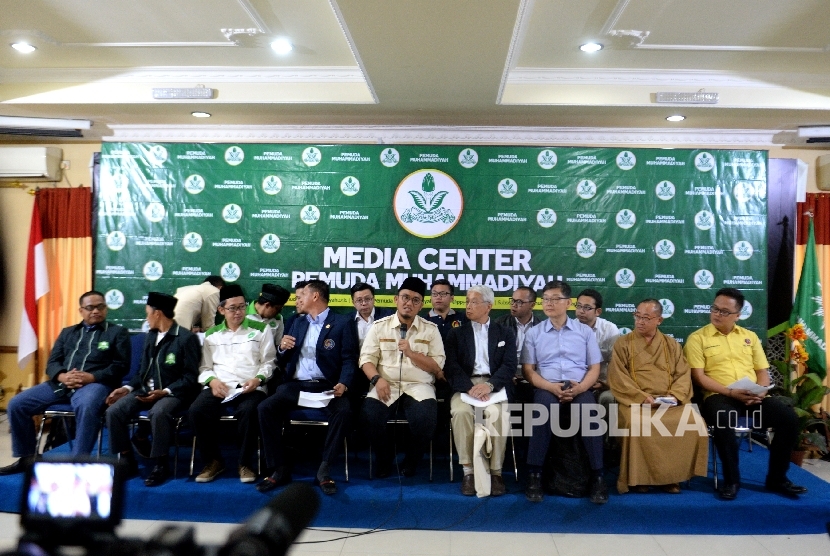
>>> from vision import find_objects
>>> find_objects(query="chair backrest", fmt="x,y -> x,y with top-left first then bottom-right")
123,332 -> 148,385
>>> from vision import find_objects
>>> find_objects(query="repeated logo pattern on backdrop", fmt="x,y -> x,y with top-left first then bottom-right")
95,143 -> 768,342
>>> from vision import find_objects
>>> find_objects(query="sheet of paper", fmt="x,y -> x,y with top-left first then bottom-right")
461,388 -> 508,408
728,377 -> 774,396
298,391 -> 335,408
654,396 -> 678,406
222,386 -> 244,404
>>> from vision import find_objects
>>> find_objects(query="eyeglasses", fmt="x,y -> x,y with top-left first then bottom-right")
431,291 -> 452,299
81,303 -> 107,312
542,296 -> 569,304
398,294 -> 423,305
574,303 -> 596,312
632,313 -> 658,322
353,296 -> 374,305
224,304 -> 247,313
509,299 -> 533,307
710,306 -> 739,317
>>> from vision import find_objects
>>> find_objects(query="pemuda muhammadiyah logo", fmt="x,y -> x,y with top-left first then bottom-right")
537,208 -> 557,228
184,174 -> 205,194
260,233 -> 281,253
225,146 -> 244,166
537,149 -> 557,170
616,151 -> 636,170
659,299 -> 675,318
143,261 -> 163,281
182,232 -> 203,253
262,176 -> 282,195
340,176 -> 360,196
302,147 -> 322,167
498,178 -> 517,199
380,148 -> 400,168
458,148 -> 478,168
655,180 -> 676,201
300,205 -> 320,225
144,202 -> 166,223
394,170 -> 462,238
105,289 -> 125,310
654,239 -> 676,259
106,231 -> 126,251
221,262 -> 241,282
576,179 -> 597,200
576,238 -> 597,258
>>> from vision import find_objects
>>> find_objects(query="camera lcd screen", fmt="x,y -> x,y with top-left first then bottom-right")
21,458 -> 123,534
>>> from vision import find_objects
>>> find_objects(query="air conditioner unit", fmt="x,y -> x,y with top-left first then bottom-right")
0,147 -> 63,182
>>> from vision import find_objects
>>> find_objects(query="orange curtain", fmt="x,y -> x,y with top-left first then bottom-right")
35,187 -> 92,381
795,193 -> 830,410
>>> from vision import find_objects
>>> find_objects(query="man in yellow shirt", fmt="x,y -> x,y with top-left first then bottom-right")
685,288 -> 804,501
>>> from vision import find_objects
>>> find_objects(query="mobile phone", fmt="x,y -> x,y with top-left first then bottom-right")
562,380 -> 572,390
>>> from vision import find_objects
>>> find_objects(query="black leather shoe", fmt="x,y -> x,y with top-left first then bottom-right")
765,479 -> 807,497
589,475 -> 609,505
461,474 -> 476,496
719,483 -> 739,501
0,455 -> 34,476
319,476 -> 337,495
525,472 -> 544,502
256,468 -> 292,493
144,464 -> 170,487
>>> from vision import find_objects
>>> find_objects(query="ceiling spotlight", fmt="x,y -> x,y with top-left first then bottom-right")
579,42 -> 603,53
11,42 -> 36,54
666,115 -> 686,122
270,38 -> 293,55
191,111 -> 211,118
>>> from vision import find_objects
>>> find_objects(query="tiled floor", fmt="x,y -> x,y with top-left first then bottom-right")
1,412 -> 829,555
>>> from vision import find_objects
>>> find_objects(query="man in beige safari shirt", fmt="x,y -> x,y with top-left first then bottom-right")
360,277 -> 445,478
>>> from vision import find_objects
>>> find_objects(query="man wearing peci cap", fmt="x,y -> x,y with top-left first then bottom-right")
105,292 -> 201,486
189,284 -> 276,484
247,283 -> 290,346
360,277 -> 446,477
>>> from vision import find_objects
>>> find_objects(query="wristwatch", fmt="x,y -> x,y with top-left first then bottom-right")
370,375 -> 382,387
485,382 -> 494,392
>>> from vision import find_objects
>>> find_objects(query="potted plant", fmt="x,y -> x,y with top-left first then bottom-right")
770,324 -> 830,465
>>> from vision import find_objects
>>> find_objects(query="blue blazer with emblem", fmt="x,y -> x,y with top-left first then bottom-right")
277,310 -> 358,387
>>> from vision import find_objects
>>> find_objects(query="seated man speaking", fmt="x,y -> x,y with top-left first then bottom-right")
1,290 -> 130,474
444,285 -> 516,497
522,280 -> 607,504
360,277 -> 446,477
257,279 -> 357,495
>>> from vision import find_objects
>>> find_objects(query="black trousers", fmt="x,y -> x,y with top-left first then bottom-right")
701,394 -> 798,485
106,393 -> 183,459
362,394 -> 437,466
258,380 -> 351,470
527,388 -> 603,471
188,388 -> 267,467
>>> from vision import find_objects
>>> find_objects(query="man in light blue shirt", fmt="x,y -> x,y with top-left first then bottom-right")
521,280 -> 607,504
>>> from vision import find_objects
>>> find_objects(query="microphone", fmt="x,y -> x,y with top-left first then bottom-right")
218,482 -> 320,556
399,323 -> 408,361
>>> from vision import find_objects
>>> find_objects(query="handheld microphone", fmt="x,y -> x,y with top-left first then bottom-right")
218,482 -> 320,556
399,323 -> 408,360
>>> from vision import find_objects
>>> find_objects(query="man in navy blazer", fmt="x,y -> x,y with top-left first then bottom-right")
444,285 -> 517,497
257,279 -> 357,495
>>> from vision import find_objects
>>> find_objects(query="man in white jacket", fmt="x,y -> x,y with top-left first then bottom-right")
188,284 -> 276,483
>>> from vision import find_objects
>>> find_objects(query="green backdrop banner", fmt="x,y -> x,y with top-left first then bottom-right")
95,143 -> 768,341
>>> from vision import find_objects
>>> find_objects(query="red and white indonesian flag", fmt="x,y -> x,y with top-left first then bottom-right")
18,199 -> 49,368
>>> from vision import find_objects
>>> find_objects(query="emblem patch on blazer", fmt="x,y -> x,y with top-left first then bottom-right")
165,353 -> 176,365
324,339 -> 335,350
451,321 -> 461,328
98,341 -> 110,350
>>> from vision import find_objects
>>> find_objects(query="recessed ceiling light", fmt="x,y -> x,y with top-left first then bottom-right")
666,115 -> 686,122
11,42 -> 36,54
579,42 -> 603,53
270,38 -> 293,55
191,111 -> 211,118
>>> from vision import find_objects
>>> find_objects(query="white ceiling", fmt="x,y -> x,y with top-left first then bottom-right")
2,0 -> 830,142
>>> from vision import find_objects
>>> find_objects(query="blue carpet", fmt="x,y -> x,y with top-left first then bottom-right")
2,438 -> 829,535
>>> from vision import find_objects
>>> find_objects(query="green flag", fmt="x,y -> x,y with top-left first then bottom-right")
789,219 -> 826,378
